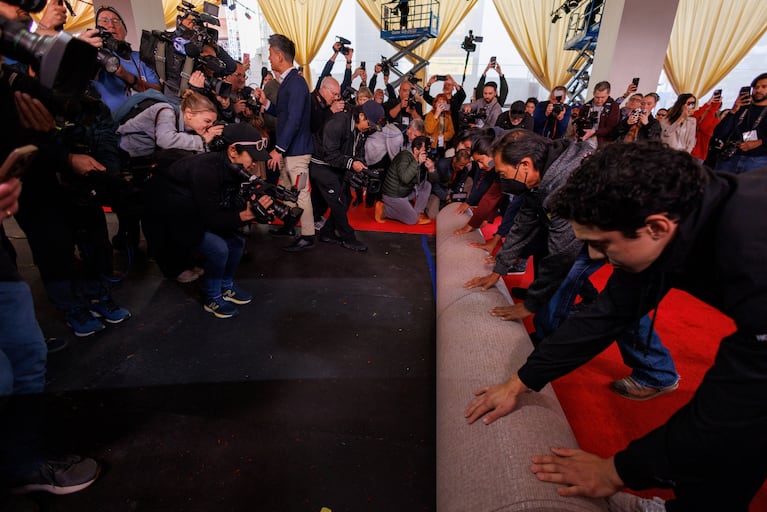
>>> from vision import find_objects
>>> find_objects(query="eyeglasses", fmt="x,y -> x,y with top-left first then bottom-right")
98,17 -> 123,25
656,113 -> 667,118
237,138 -> 268,152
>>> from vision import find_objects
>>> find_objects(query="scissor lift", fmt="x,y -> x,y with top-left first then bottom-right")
562,0 -> 604,102
380,1 -> 440,89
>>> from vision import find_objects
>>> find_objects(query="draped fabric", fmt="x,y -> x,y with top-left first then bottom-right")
356,0 -> 478,72
491,0 -> 572,91
257,0 -> 344,87
35,1 -> 219,35
664,0 -> 767,98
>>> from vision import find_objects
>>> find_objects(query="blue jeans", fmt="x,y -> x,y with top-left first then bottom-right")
715,154 -> 767,174
196,232 -> 245,300
495,194 -> 524,238
534,248 -> 679,388
0,281 -> 46,396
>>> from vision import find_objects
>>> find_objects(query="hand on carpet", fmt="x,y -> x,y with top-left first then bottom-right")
489,303 -> 532,321
530,448 -> 624,498
463,272 -> 500,291
465,374 -> 528,425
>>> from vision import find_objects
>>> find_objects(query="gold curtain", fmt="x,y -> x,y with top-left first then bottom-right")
356,0 -> 478,69
257,0 -> 344,87
492,0 -> 572,91
664,0 -> 767,98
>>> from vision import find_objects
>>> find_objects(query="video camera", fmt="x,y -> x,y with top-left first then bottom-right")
346,167 -> 383,195
461,106 -> 487,126
709,137 -> 740,161
335,36 -> 352,56
233,167 -> 303,224
0,14 -> 97,117
379,56 -> 398,76
574,106 -> 599,138
176,1 -> 221,56
95,26 -> 132,73
461,30 -> 483,53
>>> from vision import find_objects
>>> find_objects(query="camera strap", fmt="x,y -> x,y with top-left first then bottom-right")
178,57 -> 196,97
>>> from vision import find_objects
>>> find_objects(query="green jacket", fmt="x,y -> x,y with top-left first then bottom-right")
383,150 -> 420,198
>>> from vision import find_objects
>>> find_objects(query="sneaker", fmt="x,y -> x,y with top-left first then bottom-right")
282,236 -> 315,252
10,455 -> 100,495
610,376 -> 679,401
65,307 -> 106,337
319,232 -> 341,244
506,259 -> 527,275
45,337 -> 68,354
203,296 -> 238,318
314,217 -> 327,231
607,492 -> 666,512
222,284 -> 252,305
89,296 -> 131,324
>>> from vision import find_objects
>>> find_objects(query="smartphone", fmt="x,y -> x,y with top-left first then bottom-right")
632,77 -> 640,87
435,74 -> 447,81
360,61 -> 366,70
739,86 -> 751,97
490,56 -> 496,67
712,88 -> 722,100
0,145 -> 38,183
242,53 -> 250,66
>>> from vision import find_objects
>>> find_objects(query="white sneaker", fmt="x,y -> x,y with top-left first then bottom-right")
176,270 -> 199,283
608,492 -> 666,512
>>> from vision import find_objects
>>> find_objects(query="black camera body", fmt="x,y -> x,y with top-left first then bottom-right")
235,168 -> 302,224
461,30 -> 483,53
551,103 -> 564,116
574,106 -> 599,138
709,137 -> 740,161
240,86 -> 262,114
347,167 -> 383,195
461,106 -> 487,126
336,36 -> 352,56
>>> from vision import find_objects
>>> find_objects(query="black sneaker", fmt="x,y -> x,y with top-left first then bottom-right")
10,455 -> 100,495
340,238 -> 368,252
45,337 -> 68,354
319,232 -> 341,244
282,236 -> 315,252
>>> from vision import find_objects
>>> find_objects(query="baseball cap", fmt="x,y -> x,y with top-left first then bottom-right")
362,101 -> 386,128
222,123 -> 269,161
96,6 -> 127,30
509,100 -> 526,117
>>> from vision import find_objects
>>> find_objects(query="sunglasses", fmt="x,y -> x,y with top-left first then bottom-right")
237,138 -> 268,152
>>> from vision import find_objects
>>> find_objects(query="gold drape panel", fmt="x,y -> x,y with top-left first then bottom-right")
257,0 -> 344,87
664,0 -> 767,98
35,1 -> 218,35
492,0 -> 572,91
356,0 -> 478,70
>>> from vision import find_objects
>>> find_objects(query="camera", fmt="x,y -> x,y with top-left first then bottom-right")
380,55 -> 398,76
551,103 -> 564,116
233,167 -> 303,224
461,30 -> 483,53
0,14 -> 97,96
709,138 -> 739,161
461,106 -> 487,126
95,26 -> 132,73
176,0 -> 221,57
240,86 -> 262,114
336,36 -> 352,56
347,167 -> 383,195
574,106 -> 599,138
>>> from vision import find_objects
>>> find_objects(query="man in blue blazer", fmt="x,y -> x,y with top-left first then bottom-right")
257,34 -> 316,251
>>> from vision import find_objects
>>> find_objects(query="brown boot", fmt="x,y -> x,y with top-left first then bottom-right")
374,201 -> 386,223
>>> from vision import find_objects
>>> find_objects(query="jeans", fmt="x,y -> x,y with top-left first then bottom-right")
534,248 -> 678,388
715,154 -> 767,174
196,232 -> 245,300
0,281 -> 46,396
495,194 -> 523,238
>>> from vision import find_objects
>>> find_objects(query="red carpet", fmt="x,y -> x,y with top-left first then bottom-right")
346,201 -> 436,235
494,241 -> 767,510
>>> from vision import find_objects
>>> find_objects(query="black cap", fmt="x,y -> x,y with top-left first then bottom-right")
222,123 -> 269,161
509,100 -> 526,116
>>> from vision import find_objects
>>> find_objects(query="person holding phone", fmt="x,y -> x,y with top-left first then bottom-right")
424,93 -> 455,159
660,93 -> 697,153
711,72 -> 767,174
691,89 -> 723,164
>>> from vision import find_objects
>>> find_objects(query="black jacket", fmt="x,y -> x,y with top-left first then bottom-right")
518,168 -> 767,505
311,111 -> 366,174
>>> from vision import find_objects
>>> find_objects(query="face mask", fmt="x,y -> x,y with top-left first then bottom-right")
500,178 -> 528,195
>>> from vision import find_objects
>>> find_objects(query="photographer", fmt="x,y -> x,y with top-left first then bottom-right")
424,73 -> 465,131
386,79 -> 423,129
92,6 -> 161,113
144,123 -> 272,318
614,92 -> 661,143
424,148 -> 472,219
574,81 -> 620,148
315,39 -> 354,95
423,93 -> 454,159
711,73 -> 767,173
368,61 -> 397,106
309,103 -> 377,252
117,90 -> 222,159
378,135 -> 433,225
496,100 -> 534,131
461,81 -> 502,129
475,58 -> 509,106
532,86 -> 570,140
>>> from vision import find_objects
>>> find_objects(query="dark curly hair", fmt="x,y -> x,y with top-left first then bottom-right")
549,140 -> 707,238
491,129 -> 549,171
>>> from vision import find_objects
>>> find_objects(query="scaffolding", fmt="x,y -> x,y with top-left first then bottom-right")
379,1 -> 440,89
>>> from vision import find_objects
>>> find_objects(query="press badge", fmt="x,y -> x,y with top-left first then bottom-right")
438,135 -> 445,147
743,130 -> 758,142
402,116 -> 410,126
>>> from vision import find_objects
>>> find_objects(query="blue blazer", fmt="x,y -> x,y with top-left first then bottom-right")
267,69 -> 314,157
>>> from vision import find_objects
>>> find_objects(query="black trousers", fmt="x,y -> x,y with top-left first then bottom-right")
309,162 -> 356,242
